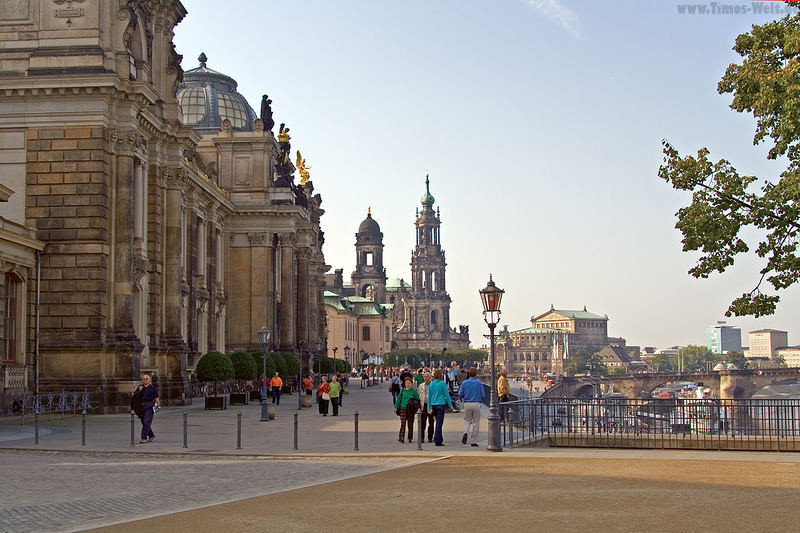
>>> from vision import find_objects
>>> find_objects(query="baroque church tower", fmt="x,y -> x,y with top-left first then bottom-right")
351,209 -> 387,303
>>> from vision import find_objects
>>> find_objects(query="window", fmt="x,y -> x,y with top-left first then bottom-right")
178,88 -> 207,125
217,92 -> 248,128
1,274 -> 19,361
431,310 -> 437,326
362,325 -> 370,341
385,327 -> 389,342
365,252 -> 373,266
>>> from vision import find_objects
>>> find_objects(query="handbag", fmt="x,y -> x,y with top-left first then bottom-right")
322,392 -> 331,401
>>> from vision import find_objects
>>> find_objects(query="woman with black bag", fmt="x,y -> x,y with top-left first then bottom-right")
393,377 -> 420,443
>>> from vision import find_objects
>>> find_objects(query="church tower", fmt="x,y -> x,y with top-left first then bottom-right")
351,209 -> 387,302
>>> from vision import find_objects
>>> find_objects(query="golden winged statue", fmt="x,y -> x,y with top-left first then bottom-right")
296,151 -> 311,185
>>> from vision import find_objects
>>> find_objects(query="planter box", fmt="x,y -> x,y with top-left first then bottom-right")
230,392 -> 249,405
249,390 -> 260,402
205,396 -> 227,410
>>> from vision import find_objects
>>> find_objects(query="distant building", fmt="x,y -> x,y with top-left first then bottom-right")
748,329 -> 789,361
594,345 -> 631,372
323,292 -> 393,369
706,321 -> 742,354
776,346 -> 800,368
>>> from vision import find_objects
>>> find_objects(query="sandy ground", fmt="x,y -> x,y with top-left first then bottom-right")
90,455 -> 800,532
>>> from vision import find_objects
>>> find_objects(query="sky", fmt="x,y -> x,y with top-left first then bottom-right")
174,0 -> 800,350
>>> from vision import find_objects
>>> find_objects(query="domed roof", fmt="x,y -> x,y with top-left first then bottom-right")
358,211 -> 381,235
176,53 -> 257,134
421,174 -> 435,207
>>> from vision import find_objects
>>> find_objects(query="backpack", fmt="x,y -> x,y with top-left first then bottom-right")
131,384 -> 144,419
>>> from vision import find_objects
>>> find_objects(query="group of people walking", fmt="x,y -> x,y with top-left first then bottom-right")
316,375 -> 342,416
393,369 -> 455,446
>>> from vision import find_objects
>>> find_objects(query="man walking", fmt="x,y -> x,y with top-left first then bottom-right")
270,372 -> 283,405
459,367 -> 485,447
138,374 -> 160,444
417,371 -> 435,443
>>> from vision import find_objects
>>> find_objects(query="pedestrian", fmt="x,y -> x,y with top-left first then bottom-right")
138,374 -> 160,443
394,377 -> 421,443
417,371 -> 435,443
427,369 -> 453,446
414,368 -> 425,385
390,373 -> 401,405
459,367 -> 485,447
318,376 -> 330,416
270,372 -> 283,405
361,370 -> 368,389
497,370 -> 510,421
328,374 -> 342,416
400,367 -> 413,384
303,375 -> 314,396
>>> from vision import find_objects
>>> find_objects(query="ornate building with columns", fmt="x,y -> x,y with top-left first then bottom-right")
0,0 -> 326,409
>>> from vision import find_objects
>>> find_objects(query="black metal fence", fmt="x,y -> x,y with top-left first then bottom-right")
501,397 -> 800,451
0,391 -> 95,422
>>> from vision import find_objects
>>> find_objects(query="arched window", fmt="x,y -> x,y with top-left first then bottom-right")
362,325 -> 370,341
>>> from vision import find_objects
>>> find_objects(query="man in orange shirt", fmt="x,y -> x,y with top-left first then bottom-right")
270,372 -> 284,405
303,375 -> 314,396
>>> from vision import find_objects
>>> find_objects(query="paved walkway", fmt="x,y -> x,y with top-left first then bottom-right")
3,384 -> 800,532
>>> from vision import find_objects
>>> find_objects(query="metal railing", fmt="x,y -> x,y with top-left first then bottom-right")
0,391 -> 95,422
500,397 -> 800,451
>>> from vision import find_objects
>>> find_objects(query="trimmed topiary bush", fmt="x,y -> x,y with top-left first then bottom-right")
280,352 -> 301,377
230,351 -> 257,382
250,352 -> 276,380
268,352 -> 288,377
196,351 -> 234,396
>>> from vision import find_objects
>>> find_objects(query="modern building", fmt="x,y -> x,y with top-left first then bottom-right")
324,176 -> 470,364
748,329 -> 789,362
706,321 -> 742,354
776,346 -> 800,368
0,1 -> 326,408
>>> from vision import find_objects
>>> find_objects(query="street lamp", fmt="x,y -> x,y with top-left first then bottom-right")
480,274 -> 504,452
258,326 -> 271,422
332,346 -> 338,376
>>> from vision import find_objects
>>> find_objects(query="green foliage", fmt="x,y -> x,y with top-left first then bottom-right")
278,352 -> 301,376
678,345 -> 716,371
196,351 -> 235,395
650,354 -> 676,372
268,353 -> 288,377
250,352 -> 276,379
725,350 -> 749,369
314,357 -> 336,374
659,6 -> 800,317
334,358 -> 350,374
230,351 -> 257,381
383,348 -> 487,368
566,347 -> 605,375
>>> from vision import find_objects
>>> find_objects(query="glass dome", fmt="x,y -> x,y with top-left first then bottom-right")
176,53 -> 256,134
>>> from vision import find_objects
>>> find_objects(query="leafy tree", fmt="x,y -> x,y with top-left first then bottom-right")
678,345 -> 716,371
566,347 -> 605,375
659,3 -> 800,318
196,351 -> 234,396
725,350 -> 749,369
773,353 -> 788,368
313,357 -> 336,374
268,353 -> 288,377
250,352 -> 276,379
230,351 -> 257,382
650,354 -> 676,372
279,352 -> 301,377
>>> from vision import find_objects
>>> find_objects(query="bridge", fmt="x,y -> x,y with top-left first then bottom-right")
542,368 -> 800,400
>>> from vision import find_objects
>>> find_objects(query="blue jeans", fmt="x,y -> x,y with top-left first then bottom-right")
271,387 -> 281,404
141,403 -> 155,440
431,405 -> 447,445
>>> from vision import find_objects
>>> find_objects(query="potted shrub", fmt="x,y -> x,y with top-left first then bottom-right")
280,352 -> 301,393
196,351 -> 234,410
230,351 -> 256,405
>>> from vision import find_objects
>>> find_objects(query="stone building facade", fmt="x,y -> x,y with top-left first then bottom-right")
0,0 -> 326,409
324,176 -> 469,365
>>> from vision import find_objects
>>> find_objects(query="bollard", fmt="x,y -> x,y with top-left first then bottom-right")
236,411 -> 242,449
508,410 -> 514,449
130,411 -> 135,447
34,412 -> 39,445
293,411 -> 298,450
353,410 -> 359,452
81,409 -> 87,446
260,397 -> 269,422
183,411 -> 188,449
417,410 -> 423,451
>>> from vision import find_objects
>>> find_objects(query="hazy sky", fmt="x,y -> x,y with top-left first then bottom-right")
174,0 -> 799,350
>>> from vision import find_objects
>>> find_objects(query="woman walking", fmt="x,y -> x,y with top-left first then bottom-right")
328,375 -> 342,416
318,376 -> 330,416
393,377 -> 420,443
427,369 -> 453,446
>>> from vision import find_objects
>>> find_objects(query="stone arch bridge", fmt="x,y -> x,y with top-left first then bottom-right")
544,368 -> 800,400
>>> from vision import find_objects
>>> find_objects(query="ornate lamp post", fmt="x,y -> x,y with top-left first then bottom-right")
332,346 -> 338,377
314,339 -> 323,385
258,326 -> 271,422
344,346 -> 351,372
480,275 -> 504,452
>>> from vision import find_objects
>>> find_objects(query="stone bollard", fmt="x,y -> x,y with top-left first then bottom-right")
183,411 -> 188,449
81,410 -> 87,446
301,395 -> 312,409
130,411 -> 135,447
354,411 -> 359,452
34,412 -> 39,445
294,411 -> 299,450
236,411 -> 242,449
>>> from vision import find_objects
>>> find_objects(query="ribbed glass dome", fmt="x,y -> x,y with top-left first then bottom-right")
176,53 -> 256,134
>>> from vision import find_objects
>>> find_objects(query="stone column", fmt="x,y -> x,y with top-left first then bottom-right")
113,151 -> 136,342
279,234 -> 296,351
296,249 -> 310,350
163,170 -> 185,348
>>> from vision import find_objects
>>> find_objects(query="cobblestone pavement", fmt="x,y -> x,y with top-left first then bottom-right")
0,449 -> 428,533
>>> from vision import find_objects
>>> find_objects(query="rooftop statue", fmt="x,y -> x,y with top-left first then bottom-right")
296,151 -> 311,185
260,94 -> 275,131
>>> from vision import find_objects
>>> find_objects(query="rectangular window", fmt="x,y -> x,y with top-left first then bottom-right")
385,327 -> 389,342
362,325 -> 370,341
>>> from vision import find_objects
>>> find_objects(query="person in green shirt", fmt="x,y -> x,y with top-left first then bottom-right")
328,375 -> 342,416
413,369 -> 425,386
393,377 -> 420,443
